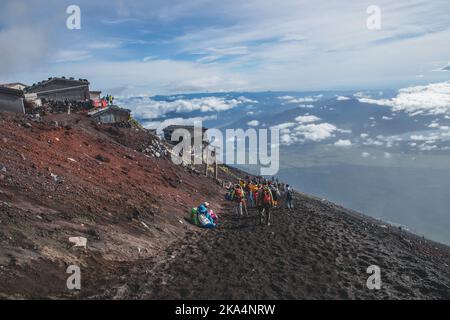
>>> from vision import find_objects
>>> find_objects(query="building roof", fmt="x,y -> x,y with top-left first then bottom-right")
163,125 -> 209,132
0,82 -> 29,89
25,77 -> 90,93
89,105 -> 131,117
0,86 -> 25,98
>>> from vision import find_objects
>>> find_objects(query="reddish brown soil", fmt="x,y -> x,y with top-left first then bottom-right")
0,112 -> 228,298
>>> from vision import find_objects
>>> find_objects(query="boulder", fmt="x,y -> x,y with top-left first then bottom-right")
69,237 -> 88,248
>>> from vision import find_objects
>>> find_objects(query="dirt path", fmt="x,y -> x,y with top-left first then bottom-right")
82,194 -> 450,300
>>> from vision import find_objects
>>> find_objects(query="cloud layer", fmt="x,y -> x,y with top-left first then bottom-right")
272,115 -> 338,145
118,95 -> 251,120
358,81 -> 450,115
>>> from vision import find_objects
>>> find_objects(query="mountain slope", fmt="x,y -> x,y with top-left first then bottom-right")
0,111 -> 449,299
80,193 -> 450,300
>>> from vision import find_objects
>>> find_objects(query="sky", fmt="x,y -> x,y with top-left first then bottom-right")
0,0 -> 449,95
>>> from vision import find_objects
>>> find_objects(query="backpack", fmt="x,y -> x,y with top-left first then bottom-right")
235,188 -> 243,201
190,208 -> 199,225
262,189 -> 272,205
286,188 -> 293,200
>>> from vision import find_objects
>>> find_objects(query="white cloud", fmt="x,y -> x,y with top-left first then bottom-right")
237,96 -> 258,104
337,96 -> 351,101
334,139 -> 352,147
280,134 -> 293,145
354,92 -> 372,99
142,56 -> 156,62
410,134 -> 429,141
362,138 -> 384,147
362,152 -> 371,158
278,95 -> 320,104
419,144 -> 438,151
358,81 -> 450,116
118,95 -> 249,119
271,120 -> 337,145
271,122 -> 296,131
280,34 -> 307,42
197,46 -> 250,63
247,120 -> 259,127
295,115 -> 321,124
53,50 -> 92,63
294,123 -> 337,142
384,152 -> 392,159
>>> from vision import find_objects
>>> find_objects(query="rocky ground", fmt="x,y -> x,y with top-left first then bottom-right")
75,194 -> 450,300
1,111 -> 450,299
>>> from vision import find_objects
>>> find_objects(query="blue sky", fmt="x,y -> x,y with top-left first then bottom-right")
0,0 -> 449,95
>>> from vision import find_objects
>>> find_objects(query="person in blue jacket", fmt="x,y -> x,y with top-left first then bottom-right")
197,202 -> 216,228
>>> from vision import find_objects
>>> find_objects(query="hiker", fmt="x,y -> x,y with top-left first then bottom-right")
257,184 -> 274,226
225,184 -> 233,201
278,183 -> 286,207
234,184 -> 247,217
196,202 -> 216,228
270,184 -> 281,208
286,185 -> 294,210
246,182 -> 254,208
253,184 -> 260,206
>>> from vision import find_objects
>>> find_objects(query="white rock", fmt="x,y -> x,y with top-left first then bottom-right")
69,236 -> 87,248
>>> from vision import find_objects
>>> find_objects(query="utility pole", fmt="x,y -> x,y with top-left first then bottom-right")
204,144 -> 209,177
214,147 -> 218,181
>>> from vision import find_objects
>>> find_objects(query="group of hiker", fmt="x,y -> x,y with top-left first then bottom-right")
226,176 -> 295,226
190,176 -> 294,229
92,94 -> 115,108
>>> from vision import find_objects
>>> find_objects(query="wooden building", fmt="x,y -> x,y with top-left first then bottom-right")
163,125 -> 208,145
0,82 -> 28,91
90,106 -> 131,124
0,87 -> 25,114
89,91 -> 102,101
25,77 -> 90,102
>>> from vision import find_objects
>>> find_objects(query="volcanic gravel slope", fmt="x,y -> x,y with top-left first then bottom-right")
80,196 -> 450,300
1,111 -> 450,299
